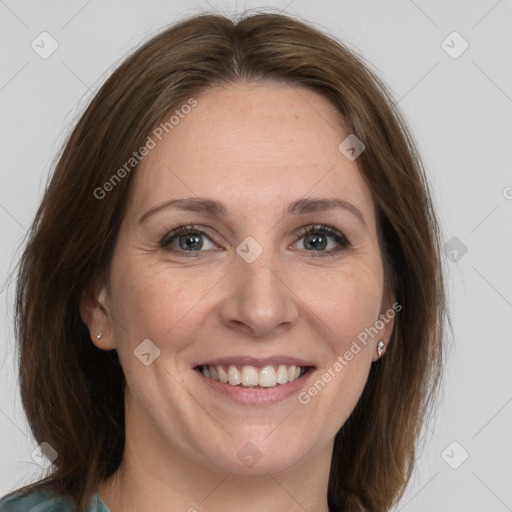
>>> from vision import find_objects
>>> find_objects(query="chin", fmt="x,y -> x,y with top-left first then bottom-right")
196,432 -> 316,476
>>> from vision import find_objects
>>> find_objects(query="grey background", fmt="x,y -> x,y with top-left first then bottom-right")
1,1 -> 511,510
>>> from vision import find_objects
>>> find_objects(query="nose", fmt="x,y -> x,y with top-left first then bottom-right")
219,246 -> 299,338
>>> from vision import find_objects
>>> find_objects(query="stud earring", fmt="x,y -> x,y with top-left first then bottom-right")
377,340 -> 385,357
96,332 -> 102,340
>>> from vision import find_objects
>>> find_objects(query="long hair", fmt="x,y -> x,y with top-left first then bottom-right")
7,11 -> 447,512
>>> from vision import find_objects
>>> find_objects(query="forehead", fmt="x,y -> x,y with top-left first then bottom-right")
127,82 -> 375,223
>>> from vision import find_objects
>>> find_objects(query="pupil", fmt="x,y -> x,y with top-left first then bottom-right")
306,234 -> 326,250
179,233 -> 202,250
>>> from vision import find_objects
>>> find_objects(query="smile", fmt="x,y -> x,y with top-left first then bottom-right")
197,364 -> 311,388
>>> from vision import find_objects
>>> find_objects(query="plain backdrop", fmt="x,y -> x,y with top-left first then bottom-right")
1,1 -> 511,510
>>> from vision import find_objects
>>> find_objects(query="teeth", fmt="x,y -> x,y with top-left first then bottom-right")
218,366 -> 228,383
201,363 -> 308,388
209,366 -> 219,380
228,364 -> 241,385
259,366 -> 277,387
276,365 -> 288,384
241,366 -> 259,386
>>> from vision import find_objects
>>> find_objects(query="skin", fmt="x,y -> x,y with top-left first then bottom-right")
81,82 -> 394,512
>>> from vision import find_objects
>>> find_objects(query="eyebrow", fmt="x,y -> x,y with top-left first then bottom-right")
138,196 -> 366,227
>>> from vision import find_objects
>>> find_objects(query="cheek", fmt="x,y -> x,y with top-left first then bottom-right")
311,266 -> 382,416
301,270 -> 381,426
109,256 -> 217,355
307,264 -> 383,349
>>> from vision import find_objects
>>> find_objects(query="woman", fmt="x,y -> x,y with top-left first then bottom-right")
0,10 -> 447,512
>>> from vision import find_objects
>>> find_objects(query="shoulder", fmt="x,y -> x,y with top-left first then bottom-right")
0,488 -> 109,512
0,488 -> 76,512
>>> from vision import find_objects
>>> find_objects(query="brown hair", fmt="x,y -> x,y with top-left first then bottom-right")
6,10 -> 448,512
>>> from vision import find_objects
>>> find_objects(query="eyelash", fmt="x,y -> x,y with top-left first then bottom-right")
159,223 -> 351,258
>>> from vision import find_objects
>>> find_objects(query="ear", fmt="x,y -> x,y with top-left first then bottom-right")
371,299 -> 399,362
79,285 -> 116,350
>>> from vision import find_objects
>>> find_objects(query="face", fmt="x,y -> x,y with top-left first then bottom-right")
85,82 -> 394,477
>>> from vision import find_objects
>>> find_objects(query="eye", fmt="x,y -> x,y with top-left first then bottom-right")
292,224 -> 350,257
160,223 -> 351,258
160,224 -> 217,255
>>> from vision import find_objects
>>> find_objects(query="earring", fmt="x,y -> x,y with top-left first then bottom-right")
96,332 -> 102,340
377,340 -> 385,357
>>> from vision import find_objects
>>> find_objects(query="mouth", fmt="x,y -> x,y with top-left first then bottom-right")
194,363 -> 314,388
192,356 -> 317,405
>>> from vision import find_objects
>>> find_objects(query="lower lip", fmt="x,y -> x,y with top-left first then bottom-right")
194,368 -> 315,405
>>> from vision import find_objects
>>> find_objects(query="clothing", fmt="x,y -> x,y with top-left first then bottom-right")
0,489 -> 110,512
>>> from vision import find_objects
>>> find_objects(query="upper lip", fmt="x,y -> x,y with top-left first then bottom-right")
193,356 -> 316,368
